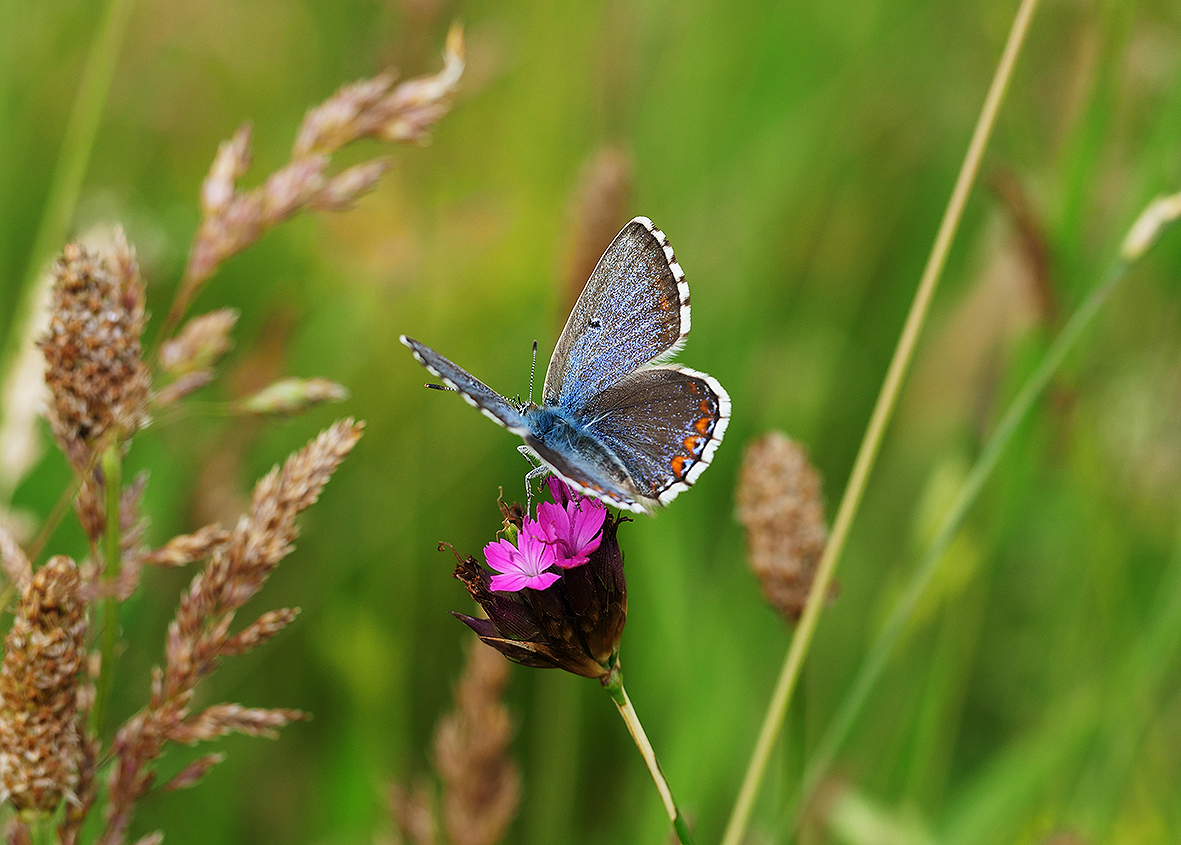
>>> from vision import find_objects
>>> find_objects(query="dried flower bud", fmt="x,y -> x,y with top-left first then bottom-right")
39,234 -> 150,451
451,483 -> 627,679
235,377 -> 349,416
0,556 -> 87,813
736,432 -> 829,622
160,309 -> 239,376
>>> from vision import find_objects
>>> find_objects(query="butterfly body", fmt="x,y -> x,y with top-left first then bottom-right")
403,217 -> 730,513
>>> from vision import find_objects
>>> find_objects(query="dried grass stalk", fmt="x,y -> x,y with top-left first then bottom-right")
388,780 -> 438,845
98,419 -> 363,845
0,525 -> 32,593
433,638 -> 520,845
562,145 -> 633,317
142,524 -> 231,569
169,26 -> 464,331
163,753 -> 225,792
159,309 -> 239,376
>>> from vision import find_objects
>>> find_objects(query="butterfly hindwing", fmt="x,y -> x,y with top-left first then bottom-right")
543,218 -> 689,411
579,365 -> 731,505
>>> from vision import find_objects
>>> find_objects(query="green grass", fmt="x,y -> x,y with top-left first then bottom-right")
2,0 -> 1181,843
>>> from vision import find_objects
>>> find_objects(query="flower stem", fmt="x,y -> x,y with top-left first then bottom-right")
720,0 -> 1041,842
603,668 -> 694,845
90,443 -> 123,737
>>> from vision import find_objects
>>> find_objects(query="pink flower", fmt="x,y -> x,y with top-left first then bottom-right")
483,524 -> 560,592
536,482 -> 607,569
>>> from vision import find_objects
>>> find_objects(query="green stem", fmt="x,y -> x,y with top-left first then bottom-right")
720,0 -> 1041,841
25,815 -> 52,845
602,667 -> 695,845
90,444 -> 123,737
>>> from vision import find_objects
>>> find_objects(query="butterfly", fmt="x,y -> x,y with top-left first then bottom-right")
401,217 -> 730,514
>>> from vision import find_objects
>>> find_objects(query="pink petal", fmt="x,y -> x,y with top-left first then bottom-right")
569,501 -> 606,552
490,569 -> 561,592
552,552 -> 589,569
483,538 -> 521,574
535,501 -> 571,546
545,476 -> 571,506
517,523 -> 557,570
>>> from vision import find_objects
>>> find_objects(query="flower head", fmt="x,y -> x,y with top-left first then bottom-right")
736,432 -> 830,622
39,235 -> 150,456
449,489 -> 627,679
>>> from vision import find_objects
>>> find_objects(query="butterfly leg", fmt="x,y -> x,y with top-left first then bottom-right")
518,445 -> 551,514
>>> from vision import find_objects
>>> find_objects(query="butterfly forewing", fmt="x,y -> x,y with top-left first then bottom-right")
543,218 -> 689,411
401,336 -> 529,434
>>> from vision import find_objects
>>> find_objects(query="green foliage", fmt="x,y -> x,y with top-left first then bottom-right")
2,0 -> 1180,842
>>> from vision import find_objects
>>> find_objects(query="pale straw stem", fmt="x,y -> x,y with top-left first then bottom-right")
792,256 -> 1131,826
607,680 -> 695,845
720,1 -> 1041,842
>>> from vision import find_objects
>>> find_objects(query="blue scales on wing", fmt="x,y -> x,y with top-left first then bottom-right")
542,218 -> 690,411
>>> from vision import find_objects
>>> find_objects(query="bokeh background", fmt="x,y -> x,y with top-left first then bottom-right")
3,0 -> 1181,843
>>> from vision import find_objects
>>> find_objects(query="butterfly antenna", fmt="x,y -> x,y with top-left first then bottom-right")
424,382 -> 455,392
528,340 -> 538,405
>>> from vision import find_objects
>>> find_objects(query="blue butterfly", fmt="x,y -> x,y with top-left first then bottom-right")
401,217 -> 730,513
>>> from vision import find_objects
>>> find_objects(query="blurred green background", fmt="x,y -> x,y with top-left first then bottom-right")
2,0 -> 1181,843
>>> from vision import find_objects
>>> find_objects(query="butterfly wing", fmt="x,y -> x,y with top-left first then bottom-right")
543,217 -> 689,411
401,336 -> 528,433
579,365 -> 730,506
